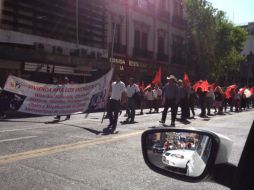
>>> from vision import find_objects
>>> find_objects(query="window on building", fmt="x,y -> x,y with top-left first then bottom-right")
112,23 -> 121,44
141,32 -> 148,50
134,30 -> 141,49
158,36 -> 165,54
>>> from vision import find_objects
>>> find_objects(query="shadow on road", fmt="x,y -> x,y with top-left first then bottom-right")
61,123 -> 103,135
120,121 -> 138,125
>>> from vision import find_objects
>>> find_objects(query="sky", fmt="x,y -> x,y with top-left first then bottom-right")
208,0 -> 254,25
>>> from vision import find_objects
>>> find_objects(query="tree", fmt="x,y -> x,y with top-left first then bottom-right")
183,0 -> 248,84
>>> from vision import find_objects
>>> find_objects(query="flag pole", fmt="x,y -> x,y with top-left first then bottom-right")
101,23 -> 117,124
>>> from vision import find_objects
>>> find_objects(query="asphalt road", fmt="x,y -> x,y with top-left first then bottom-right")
0,108 -> 253,190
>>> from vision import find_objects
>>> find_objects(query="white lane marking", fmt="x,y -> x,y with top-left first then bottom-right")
0,136 -> 37,143
0,118 -> 101,133
0,126 -> 54,133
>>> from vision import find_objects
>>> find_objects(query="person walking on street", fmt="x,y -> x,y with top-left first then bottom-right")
145,87 -> 154,113
178,80 -> 189,122
189,87 -> 196,118
197,87 -> 207,117
139,89 -> 145,115
153,84 -> 162,113
0,91 -> 8,119
213,86 -> 224,115
206,86 -> 215,115
54,77 -> 71,121
125,78 -> 139,123
107,75 -> 126,133
160,75 -> 179,127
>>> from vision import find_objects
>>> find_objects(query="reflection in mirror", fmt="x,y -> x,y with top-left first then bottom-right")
146,132 -> 212,177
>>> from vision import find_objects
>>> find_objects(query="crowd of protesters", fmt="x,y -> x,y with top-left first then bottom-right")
104,73 -> 254,133
1,73 -> 254,135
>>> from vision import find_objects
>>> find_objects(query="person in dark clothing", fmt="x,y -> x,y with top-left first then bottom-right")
189,87 -> 196,118
139,89 -> 145,115
214,86 -> 224,115
206,86 -> 215,115
126,78 -> 139,123
197,87 -> 207,117
178,80 -> 189,122
160,75 -> 179,127
0,92 -> 9,119
54,77 -> 71,121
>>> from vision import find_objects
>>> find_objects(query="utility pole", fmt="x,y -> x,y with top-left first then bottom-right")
76,0 -> 80,53
110,23 -> 117,68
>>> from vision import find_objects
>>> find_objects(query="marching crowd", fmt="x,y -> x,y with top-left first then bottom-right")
1,73 -> 254,135
104,74 -> 254,134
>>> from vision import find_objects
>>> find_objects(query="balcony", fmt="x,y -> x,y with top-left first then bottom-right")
157,53 -> 169,62
133,48 -> 154,59
109,43 -> 127,56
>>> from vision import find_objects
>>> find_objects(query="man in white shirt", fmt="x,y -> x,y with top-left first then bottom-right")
125,77 -> 139,123
107,75 -> 126,133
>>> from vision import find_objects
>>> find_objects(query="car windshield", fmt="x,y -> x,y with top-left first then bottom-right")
0,0 -> 253,190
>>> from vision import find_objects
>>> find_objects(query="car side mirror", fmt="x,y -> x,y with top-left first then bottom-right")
141,128 -> 235,185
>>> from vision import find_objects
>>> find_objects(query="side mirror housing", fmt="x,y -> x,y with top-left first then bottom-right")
141,128 -> 235,186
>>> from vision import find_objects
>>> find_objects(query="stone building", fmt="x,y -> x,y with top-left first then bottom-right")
0,0 -> 108,86
0,0 -> 187,87
106,0 -> 187,83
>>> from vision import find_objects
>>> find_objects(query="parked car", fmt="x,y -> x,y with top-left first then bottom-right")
152,143 -> 165,153
162,149 -> 194,170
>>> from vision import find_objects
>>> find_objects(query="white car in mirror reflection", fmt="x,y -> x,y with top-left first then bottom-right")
162,149 -> 195,171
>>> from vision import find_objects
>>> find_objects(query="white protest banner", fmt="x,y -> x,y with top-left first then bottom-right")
4,69 -> 113,115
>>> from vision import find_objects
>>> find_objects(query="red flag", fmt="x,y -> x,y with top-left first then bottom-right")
200,80 -> 209,92
183,73 -> 190,86
250,87 -> 254,94
193,80 -> 203,92
224,84 -> 238,99
152,67 -> 161,85
240,87 -> 247,95
209,83 -> 216,91
193,80 -> 209,92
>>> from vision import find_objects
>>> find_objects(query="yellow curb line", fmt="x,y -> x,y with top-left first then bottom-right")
0,130 -> 144,165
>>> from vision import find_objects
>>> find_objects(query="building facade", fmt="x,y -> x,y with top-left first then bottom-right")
241,22 -> 254,56
240,22 -> 254,86
106,0 -> 187,84
0,0 -> 187,87
0,0 -> 108,86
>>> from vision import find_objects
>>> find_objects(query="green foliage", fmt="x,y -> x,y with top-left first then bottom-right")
183,0 -> 248,83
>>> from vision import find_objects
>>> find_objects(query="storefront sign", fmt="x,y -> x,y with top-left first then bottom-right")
4,69 -> 114,115
109,58 -> 126,65
129,60 -> 148,68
